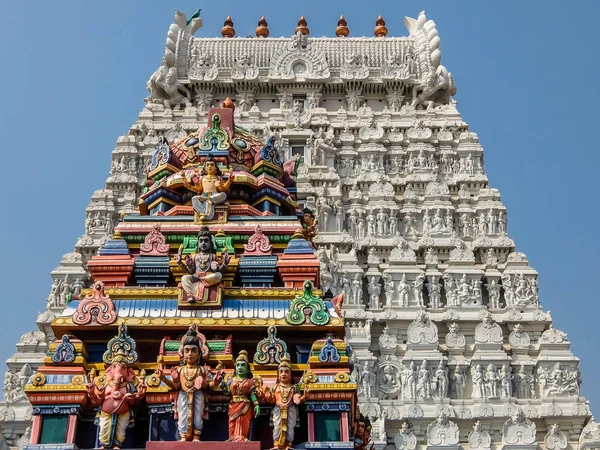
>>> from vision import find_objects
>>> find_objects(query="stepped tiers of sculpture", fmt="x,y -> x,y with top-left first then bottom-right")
18,85 -> 356,450
1,8 -> 595,450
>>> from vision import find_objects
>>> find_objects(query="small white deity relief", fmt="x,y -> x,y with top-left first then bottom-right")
445,322 -> 465,349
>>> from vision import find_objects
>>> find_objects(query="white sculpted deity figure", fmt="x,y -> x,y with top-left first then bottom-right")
513,365 -> 532,399
413,274 -> 426,307
433,360 -> 449,399
537,363 -> 580,397
544,425 -> 568,450
407,310 -> 438,345
445,322 -> 465,349
509,323 -> 531,348
340,271 -> 352,303
378,356 -> 401,399
417,361 -> 432,399
500,364 -> 513,399
486,280 -> 502,309
397,274 -> 410,307
471,364 -> 486,399
382,273 -> 395,308
367,276 -> 382,309
484,364 -> 499,398
427,276 -> 442,309
394,422 -> 417,450
449,366 -> 465,399
401,362 -> 418,400
502,410 -> 536,446
403,212 -> 418,237
468,421 -> 492,450
424,248 -> 438,265
351,274 -> 363,305
379,326 -> 398,350
360,362 -> 377,398
427,412 -> 459,446
474,311 -> 503,344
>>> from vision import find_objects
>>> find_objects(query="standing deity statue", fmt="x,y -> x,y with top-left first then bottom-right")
427,276 -> 442,309
471,364 -> 485,399
382,273 -> 395,308
156,324 -> 223,441
263,354 -> 307,450
367,276 -> 381,309
402,361 -> 418,400
86,324 -> 146,449
222,350 -> 261,441
449,366 -> 465,399
500,364 -> 513,399
484,364 -> 499,398
352,274 -> 363,305
181,154 -> 234,222
434,361 -> 448,399
397,274 -> 410,307
176,227 -> 230,302
417,361 -> 431,399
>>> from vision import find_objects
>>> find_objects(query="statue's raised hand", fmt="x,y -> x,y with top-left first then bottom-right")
85,382 -> 95,396
228,167 -> 234,178
137,383 -> 147,397
222,249 -> 231,266
155,368 -> 164,380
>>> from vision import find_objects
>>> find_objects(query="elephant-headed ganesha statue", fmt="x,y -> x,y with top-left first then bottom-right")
86,323 -> 146,449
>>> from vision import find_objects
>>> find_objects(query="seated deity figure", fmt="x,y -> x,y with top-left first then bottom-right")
156,324 -> 223,441
181,154 -> 234,222
176,226 -> 230,302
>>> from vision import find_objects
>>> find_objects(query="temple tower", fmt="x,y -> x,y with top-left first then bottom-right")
0,9 -> 596,450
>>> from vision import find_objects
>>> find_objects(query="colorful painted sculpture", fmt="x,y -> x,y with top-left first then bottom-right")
86,324 -> 146,449
26,92 -> 357,450
181,153 -> 234,222
156,324 -> 223,441
263,354 -> 307,450
301,208 -> 319,246
176,226 -> 230,302
222,350 -> 260,442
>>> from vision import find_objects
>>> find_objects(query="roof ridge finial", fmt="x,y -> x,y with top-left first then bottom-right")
295,15 -> 309,36
374,14 -> 388,37
256,16 -> 269,38
221,15 -> 235,38
336,15 -> 349,38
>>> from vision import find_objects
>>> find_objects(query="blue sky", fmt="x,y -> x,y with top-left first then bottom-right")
1,0 -> 599,413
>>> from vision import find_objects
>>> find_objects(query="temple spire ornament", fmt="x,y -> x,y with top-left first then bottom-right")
256,16 -> 269,38
221,16 -> 235,38
336,15 -> 349,37
374,15 -> 388,37
295,15 -> 309,35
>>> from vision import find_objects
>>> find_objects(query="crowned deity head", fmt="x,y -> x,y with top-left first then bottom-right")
235,350 -> 252,379
201,153 -> 223,177
180,324 -> 205,367
277,353 -> 293,385
196,227 -> 215,254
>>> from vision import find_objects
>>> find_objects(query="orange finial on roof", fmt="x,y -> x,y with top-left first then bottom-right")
374,15 -> 388,37
295,15 -> 309,35
335,15 -> 349,37
220,97 -> 235,109
221,16 -> 235,38
256,16 -> 269,38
